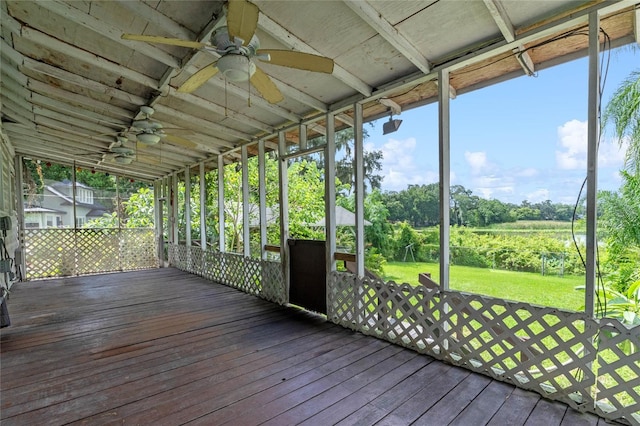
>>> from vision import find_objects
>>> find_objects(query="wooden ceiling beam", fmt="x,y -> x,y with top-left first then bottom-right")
343,0 -> 432,74
482,0 -> 535,76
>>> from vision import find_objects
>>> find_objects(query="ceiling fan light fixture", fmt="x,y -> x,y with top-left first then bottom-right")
217,54 -> 256,82
137,132 -> 161,145
114,155 -> 134,164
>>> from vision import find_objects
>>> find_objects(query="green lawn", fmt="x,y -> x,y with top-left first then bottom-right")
382,261 -> 586,312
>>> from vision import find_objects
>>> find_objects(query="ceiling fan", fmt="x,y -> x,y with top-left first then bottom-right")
82,136 -> 161,166
121,0 -> 334,104
90,106 -> 197,149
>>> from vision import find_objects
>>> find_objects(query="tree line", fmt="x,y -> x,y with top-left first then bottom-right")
381,183 -> 577,228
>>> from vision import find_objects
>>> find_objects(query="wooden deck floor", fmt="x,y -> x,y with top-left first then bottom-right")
1,268 -> 607,425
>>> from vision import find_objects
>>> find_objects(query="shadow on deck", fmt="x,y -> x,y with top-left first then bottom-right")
0,268 -> 607,425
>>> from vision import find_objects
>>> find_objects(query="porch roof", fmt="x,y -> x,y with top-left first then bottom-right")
1,1 -> 638,181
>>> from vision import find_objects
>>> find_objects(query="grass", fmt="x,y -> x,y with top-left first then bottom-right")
382,261 -> 586,312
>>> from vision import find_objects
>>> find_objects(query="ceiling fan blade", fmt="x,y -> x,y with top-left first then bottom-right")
227,0 -> 259,46
177,63 -> 219,93
121,34 -> 205,49
258,50 -> 334,74
162,134 -> 198,149
250,67 -> 284,104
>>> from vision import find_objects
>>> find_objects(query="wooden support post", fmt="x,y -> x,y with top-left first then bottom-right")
200,162 -> 206,250
242,145 -> 250,257
278,132 -> 290,300
185,166 -> 191,247
354,102 -> 365,278
258,140 -> 268,261
438,68 -> 451,291
585,11 -> 600,318
218,155 -> 225,253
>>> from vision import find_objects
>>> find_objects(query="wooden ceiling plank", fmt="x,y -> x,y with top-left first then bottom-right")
1,100 -> 35,126
38,0 -> 180,69
27,79 -> 133,121
33,105 -> 120,136
169,89 -> 274,133
19,26 -> 161,90
0,36 -> 25,69
343,0 -> 432,74
1,74 -> 32,100
152,104 -> 251,142
30,93 -> 129,129
115,0 -> 197,41
258,13 -> 373,97
21,57 -> 147,106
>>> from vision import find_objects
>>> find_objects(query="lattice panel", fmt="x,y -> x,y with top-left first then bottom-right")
75,229 -> 120,275
25,229 -> 76,279
170,244 -> 189,270
438,291 -> 597,411
25,229 -> 158,279
260,261 -> 286,305
327,271 -> 640,421
217,253 -> 261,296
189,246 -> 204,276
595,319 -> 640,425
120,229 -> 158,270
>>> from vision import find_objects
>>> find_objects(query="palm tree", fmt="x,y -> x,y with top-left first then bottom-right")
604,69 -> 640,174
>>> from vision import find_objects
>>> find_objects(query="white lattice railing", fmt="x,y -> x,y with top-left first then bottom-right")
24,228 -> 158,279
169,244 -> 286,305
327,271 -> 640,425
165,243 -> 638,425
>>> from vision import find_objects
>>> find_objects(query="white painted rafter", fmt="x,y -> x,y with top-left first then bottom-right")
343,0 -> 432,74
482,0 -> 535,76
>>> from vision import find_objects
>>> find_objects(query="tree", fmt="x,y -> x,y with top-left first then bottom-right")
600,67 -> 640,294
604,69 -> 640,174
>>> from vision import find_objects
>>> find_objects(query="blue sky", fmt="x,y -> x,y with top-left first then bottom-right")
366,46 -> 638,204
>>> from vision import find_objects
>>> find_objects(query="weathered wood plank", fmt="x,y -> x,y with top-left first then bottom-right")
524,398 -> 569,426
0,268 -> 607,426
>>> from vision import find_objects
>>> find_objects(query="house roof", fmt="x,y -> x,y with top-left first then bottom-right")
1,1 -> 638,181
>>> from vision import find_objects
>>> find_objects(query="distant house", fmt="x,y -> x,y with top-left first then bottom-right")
24,180 -> 110,229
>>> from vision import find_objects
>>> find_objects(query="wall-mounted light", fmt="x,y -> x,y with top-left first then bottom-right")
383,115 -> 403,134
379,97 -> 402,135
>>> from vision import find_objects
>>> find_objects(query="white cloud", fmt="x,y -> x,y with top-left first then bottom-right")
516,168 -> 538,177
526,188 -> 550,203
556,119 -> 627,170
374,137 -> 436,190
464,151 -> 491,174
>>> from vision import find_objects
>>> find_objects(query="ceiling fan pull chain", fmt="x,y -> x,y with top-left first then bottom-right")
247,65 -> 252,107
225,78 -> 229,117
